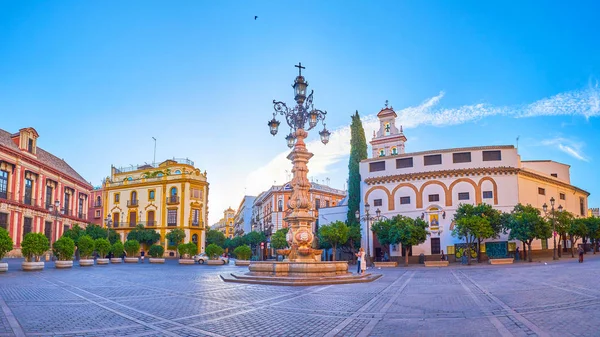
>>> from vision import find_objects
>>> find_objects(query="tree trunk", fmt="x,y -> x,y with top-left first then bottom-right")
571,236 -> 575,258
522,241 -> 527,261
467,243 -> 472,266
404,249 -> 409,267
477,239 -> 481,263
595,239 -> 597,255
332,245 -> 337,261
527,242 -> 533,262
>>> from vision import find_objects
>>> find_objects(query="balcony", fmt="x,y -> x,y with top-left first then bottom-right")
189,219 -> 203,227
167,222 -> 177,227
0,191 -> 12,201
166,196 -> 180,205
93,201 -> 102,208
23,197 -> 37,207
127,199 -> 139,207
78,213 -> 87,220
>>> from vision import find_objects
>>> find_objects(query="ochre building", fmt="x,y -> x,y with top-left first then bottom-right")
102,159 -> 208,255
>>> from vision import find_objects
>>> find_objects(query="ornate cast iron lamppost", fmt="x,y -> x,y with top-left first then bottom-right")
267,63 -> 330,262
355,204 -> 387,267
48,200 -> 64,252
543,197 -> 563,261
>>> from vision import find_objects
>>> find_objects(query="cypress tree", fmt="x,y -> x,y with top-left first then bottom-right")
347,111 -> 368,225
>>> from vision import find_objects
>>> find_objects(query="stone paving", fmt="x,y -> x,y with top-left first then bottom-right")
1,255 -> 600,337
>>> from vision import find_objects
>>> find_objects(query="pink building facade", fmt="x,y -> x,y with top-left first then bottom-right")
0,127 -> 92,256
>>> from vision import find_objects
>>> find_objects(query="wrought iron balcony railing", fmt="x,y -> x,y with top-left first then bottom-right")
127,199 -> 139,207
166,196 -> 180,205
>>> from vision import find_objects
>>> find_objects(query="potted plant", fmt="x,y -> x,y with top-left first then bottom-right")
148,244 -> 165,263
233,245 -> 252,266
53,236 -> 75,268
205,243 -> 226,265
77,235 -> 95,266
95,238 -> 111,265
110,241 -> 124,263
178,243 -> 195,264
0,228 -> 14,272
21,233 -> 49,271
124,240 -> 140,263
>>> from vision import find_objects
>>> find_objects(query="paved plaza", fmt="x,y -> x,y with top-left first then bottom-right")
1,256 -> 600,337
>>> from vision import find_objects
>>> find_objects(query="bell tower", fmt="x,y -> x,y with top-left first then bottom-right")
370,100 -> 407,158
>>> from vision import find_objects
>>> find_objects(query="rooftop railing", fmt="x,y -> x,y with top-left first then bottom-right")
114,158 -> 195,173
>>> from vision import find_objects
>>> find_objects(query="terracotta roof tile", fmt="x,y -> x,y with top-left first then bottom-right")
0,128 -> 91,188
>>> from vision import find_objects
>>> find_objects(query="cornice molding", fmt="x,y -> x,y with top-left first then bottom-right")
361,145 -> 515,163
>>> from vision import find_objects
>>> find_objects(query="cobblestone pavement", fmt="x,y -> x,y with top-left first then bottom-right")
1,255 -> 600,337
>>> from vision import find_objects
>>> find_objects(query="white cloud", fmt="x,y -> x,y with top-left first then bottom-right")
540,137 -> 589,162
227,84 -> 599,223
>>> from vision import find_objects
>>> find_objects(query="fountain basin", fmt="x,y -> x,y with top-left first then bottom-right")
248,261 -> 348,277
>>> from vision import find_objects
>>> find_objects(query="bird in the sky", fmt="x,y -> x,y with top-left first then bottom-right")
254,16 -> 258,20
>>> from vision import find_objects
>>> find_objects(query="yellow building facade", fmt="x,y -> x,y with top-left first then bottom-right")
102,159 -> 208,256
212,207 -> 235,239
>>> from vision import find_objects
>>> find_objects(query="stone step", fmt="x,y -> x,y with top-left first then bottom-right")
424,261 -> 449,267
220,273 -> 382,286
489,258 -> 514,265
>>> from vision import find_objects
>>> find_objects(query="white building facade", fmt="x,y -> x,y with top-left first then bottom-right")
359,105 -> 590,261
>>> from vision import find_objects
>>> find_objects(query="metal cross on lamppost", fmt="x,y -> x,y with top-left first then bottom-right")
266,63 -> 331,262
355,203 -> 388,267
543,197 -> 563,261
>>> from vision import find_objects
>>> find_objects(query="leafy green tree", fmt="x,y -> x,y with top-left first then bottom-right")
233,245 -> 252,260
53,236 -> 75,261
318,221 -> 350,261
206,229 -> 226,247
452,204 -> 503,263
231,236 -> 246,249
205,243 -> 224,259
124,240 -> 140,257
107,229 -> 119,245
21,233 -> 50,262
0,228 -> 14,261
77,235 -> 95,259
371,219 -> 394,258
126,224 -> 160,250
166,228 -> 186,248
271,228 -> 289,250
84,224 -> 107,240
347,111 -> 368,226
381,215 -> 429,267
187,242 -> 198,255
569,218 -> 588,258
584,216 -> 600,254
94,238 -> 111,258
148,244 -> 165,258
111,241 -> 124,258
553,210 -> 574,255
244,231 -> 266,256
505,204 -> 551,262
62,224 -> 84,245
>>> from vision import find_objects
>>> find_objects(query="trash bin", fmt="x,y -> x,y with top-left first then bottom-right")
418,253 -> 425,264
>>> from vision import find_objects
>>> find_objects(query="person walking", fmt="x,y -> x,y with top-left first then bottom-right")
355,249 -> 362,274
578,246 -> 584,263
440,250 -> 446,261
140,250 -> 145,263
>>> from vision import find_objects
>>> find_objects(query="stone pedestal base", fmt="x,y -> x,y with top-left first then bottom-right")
79,259 -> 94,266
110,258 -> 123,263
248,261 -> 349,277
0,262 -> 7,272
22,262 -> 44,271
124,257 -> 139,263
55,261 -> 73,268
97,258 -> 110,265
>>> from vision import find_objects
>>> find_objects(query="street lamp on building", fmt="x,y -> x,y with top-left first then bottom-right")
104,214 -> 112,241
47,200 -> 63,251
355,203 -> 388,266
543,197 -> 563,261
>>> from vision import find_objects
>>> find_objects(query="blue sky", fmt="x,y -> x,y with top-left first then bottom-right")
1,1 -> 599,224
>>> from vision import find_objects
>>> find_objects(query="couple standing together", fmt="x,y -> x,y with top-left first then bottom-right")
355,248 -> 367,274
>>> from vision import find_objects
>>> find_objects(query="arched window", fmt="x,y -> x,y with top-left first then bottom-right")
391,147 -> 398,155
175,170 -> 181,174
131,191 -> 137,200
379,149 -> 385,157
127,177 -> 133,181
95,196 -> 101,207
147,210 -> 155,226
170,187 -> 177,196
192,234 -> 198,243
384,123 -> 391,136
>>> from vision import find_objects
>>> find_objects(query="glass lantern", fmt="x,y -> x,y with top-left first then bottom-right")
319,125 -> 331,144
285,132 -> 296,148
308,111 -> 318,129
268,117 -> 280,136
